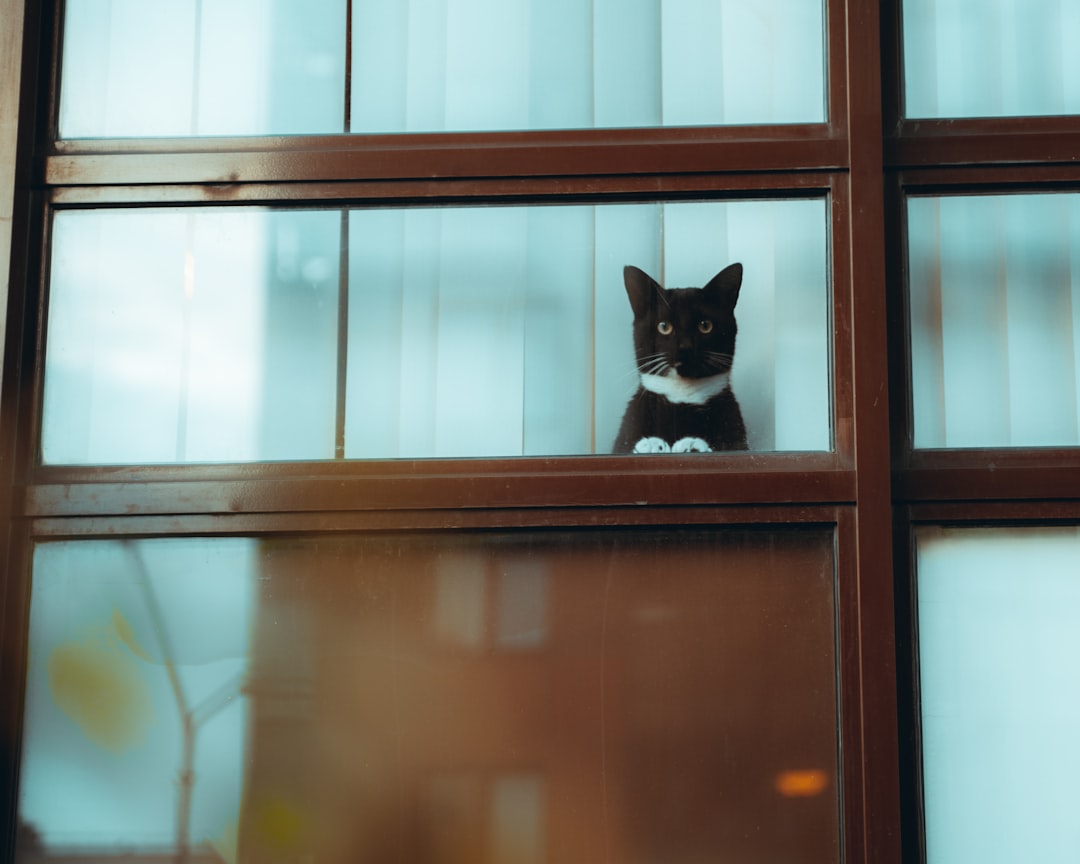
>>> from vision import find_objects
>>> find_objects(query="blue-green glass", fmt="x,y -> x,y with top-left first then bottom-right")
908,193 -> 1080,448
903,0 -> 1080,118
42,200 -> 831,465
917,526 -> 1080,862
57,0 -> 826,139
59,0 -> 347,138
42,208 -> 340,463
351,0 -> 825,131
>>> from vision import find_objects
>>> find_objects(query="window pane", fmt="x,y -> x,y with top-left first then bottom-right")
902,0 -> 1080,119
907,193 -> 1080,449
18,529 -> 839,863
59,0 -> 348,137
58,0 -> 826,139
351,0 -> 826,131
916,526 -> 1080,863
43,200 -> 831,464
42,209 -> 341,463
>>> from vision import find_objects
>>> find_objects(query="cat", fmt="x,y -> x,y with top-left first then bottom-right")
613,263 -> 748,453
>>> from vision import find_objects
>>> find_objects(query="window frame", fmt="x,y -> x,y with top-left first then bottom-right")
0,0 -> 903,861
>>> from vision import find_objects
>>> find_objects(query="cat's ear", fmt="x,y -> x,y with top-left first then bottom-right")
624,265 -> 662,318
703,262 -> 743,308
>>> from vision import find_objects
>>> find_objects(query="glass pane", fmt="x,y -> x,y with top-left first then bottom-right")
351,0 -> 826,131
916,526 -> 1080,862
18,529 -> 839,863
42,209 -> 341,463
907,193 -> 1080,448
59,0 -> 348,138
902,0 -> 1080,119
58,0 -> 826,138
43,200 -> 831,464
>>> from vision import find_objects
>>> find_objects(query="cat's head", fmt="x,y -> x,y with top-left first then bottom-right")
624,263 -> 743,382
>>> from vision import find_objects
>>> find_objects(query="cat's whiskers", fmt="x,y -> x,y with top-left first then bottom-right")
704,351 -> 735,371
636,352 -> 671,377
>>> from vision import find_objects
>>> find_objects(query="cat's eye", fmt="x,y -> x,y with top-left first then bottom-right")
698,320 -> 714,334
657,321 -> 673,335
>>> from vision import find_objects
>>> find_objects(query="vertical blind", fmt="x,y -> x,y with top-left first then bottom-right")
902,0 -> 1080,119
42,200 -> 832,464
59,0 -> 826,138
907,194 -> 1080,449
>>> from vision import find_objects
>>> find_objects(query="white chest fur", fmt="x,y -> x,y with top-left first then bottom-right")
639,371 -> 731,405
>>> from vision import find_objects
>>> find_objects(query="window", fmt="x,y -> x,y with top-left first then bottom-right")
42,199 -> 832,464
914,526 -> 1080,862
22,529 -> 839,862
889,0 -> 1080,861
18,0 -> 1060,862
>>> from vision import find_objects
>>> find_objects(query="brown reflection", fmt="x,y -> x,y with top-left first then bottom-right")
239,529 -> 838,864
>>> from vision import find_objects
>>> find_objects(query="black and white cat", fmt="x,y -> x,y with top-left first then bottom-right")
613,263 -> 748,453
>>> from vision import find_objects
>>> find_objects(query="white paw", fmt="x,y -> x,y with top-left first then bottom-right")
672,436 -> 712,453
633,437 -> 671,453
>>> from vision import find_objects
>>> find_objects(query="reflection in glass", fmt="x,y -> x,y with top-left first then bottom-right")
43,200 -> 831,464
20,530 -> 838,863
916,526 -> 1080,862
59,0 -> 347,137
42,209 -> 340,464
19,539 -> 257,861
351,0 -> 826,131
908,193 -> 1080,448
902,0 -> 1080,118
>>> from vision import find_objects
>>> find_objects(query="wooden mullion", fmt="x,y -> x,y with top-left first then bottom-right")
45,131 -> 847,187
28,502 -> 846,539
23,462 -> 856,519
48,171 -> 841,208
891,506 -> 924,864
886,119 -> 1080,170
844,0 -> 902,861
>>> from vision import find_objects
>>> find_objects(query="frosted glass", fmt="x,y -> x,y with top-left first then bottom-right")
907,194 -> 1080,448
42,209 -> 340,464
344,199 -> 831,458
352,0 -> 826,131
903,0 -> 1080,118
18,529 -> 838,862
916,526 -> 1080,863
59,0 -> 347,137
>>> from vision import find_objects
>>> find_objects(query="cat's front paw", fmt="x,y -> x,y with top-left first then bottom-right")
633,436 -> 671,453
672,436 -> 712,453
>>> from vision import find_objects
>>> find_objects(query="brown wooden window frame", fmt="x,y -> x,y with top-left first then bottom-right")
0,1 -> 909,861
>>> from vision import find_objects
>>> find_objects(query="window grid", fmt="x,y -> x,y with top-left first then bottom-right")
29,0 -> 1080,861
